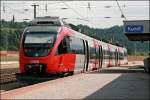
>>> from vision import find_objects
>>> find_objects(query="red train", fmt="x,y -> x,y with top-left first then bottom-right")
19,17 -> 128,76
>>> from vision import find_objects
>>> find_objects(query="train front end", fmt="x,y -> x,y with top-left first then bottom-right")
19,24 -> 61,75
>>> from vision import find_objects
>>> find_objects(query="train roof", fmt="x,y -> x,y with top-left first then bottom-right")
29,16 -> 70,28
24,25 -> 61,33
28,17 -> 125,49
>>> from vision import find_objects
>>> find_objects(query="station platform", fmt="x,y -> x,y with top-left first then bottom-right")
1,62 -> 149,99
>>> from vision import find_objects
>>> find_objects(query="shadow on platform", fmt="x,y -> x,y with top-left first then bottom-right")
88,65 -> 145,74
84,69 -> 149,100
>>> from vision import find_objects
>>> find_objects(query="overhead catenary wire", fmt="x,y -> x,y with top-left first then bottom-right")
2,4 -> 33,20
62,2 -> 96,28
2,2 -> 149,7
115,0 -> 127,20
2,1 -> 70,5
1,1 -> 148,25
62,2 -> 88,21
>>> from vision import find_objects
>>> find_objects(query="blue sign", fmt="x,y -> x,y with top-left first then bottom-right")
125,25 -> 144,33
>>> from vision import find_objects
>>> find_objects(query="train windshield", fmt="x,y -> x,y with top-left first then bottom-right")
24,32 -> 56,44
23,26 -> 60,57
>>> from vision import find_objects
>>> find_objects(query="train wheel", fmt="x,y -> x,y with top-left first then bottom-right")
69,71 -> 74,75
59,73 -> 65,77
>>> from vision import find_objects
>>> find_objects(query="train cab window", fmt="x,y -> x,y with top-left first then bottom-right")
57,36 -> 70,54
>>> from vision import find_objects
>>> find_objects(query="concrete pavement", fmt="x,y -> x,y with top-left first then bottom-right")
1,66 -> 149,99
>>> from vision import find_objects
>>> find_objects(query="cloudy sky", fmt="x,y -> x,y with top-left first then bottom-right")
1,1 -> 149,28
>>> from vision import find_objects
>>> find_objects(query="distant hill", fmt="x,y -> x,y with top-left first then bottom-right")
0,20 -> 149,55
74,24 -> 149,55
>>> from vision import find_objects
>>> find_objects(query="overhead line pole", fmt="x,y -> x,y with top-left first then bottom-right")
31,4 -> 39,19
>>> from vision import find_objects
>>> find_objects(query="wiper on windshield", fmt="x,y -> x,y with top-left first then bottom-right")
45,39 -> 53,43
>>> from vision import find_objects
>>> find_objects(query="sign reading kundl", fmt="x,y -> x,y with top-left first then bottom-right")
125,25 -> 144,33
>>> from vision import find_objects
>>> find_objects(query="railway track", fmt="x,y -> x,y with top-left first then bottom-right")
0,68 -> 19,84
0,68 -> 62,92
0,73 -> 17,84
0,68 -> 22,92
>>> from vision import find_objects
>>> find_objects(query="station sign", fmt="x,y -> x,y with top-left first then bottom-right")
125,25 -> 144,33
123,20 -> 150,41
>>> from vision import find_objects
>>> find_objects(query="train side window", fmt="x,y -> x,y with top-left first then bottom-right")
103,50 -> 105,59
90,47 -> 96,59
57,36 -> 70,54
95,47 -> 99,59
70,36 -> 84,54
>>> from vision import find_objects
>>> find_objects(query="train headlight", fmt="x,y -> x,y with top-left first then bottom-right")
27,65 -> 32,68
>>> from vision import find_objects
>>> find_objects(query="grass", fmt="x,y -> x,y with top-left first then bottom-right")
1,56 -> 19,61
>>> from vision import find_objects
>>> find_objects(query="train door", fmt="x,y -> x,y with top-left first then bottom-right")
94,47 -> 98,70
102,47 -> 109,68
57,36 -> 75,74
83,40 -> 86,72
102,49 -> 105,68
108,46 -> 111,67
115,49 -> 118,66
69,37 -> 85,73
99,45 -> 103,69
84,40 -> 89,71
95,47 -> 99,69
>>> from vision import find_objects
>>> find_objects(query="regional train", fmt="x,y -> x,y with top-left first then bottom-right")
19,17 -> 128,76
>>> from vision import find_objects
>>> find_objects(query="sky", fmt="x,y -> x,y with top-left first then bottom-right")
1,1 -> 149,28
